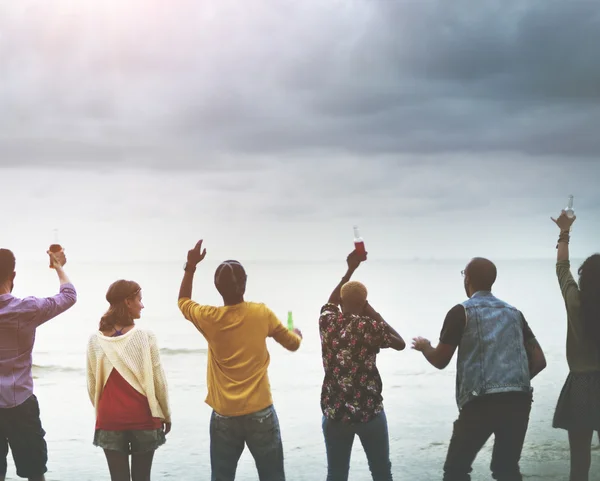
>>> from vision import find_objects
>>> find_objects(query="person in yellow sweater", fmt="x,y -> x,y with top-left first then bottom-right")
87,280 -> 171,481
178,239 -> 302,481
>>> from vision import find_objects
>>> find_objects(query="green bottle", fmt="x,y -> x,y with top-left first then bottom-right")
287,311 -> 294,331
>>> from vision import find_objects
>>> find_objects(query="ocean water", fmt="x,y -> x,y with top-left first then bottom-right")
5,258 -> 600,480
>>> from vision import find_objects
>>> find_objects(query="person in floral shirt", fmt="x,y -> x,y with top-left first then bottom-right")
319,250 -> 405,481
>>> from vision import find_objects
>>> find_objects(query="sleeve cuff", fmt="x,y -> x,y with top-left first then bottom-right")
178,297 -> 191,310
321,303 -> 340,313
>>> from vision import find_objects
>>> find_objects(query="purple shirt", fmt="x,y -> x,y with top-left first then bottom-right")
0,283 -> 77,408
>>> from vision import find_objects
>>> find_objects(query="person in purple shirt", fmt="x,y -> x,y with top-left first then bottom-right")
0,248 -> 77,481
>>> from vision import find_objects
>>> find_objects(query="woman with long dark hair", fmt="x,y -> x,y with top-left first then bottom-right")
87,280 -> 171,481
552,211 -> 600,481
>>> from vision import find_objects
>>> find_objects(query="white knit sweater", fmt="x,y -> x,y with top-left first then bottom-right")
86,327 -> 171,423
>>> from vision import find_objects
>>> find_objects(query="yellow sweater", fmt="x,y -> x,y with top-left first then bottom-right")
86,327 -> 171,423
178,299 -> 301,416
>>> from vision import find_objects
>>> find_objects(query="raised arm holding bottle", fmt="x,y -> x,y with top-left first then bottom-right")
551,208 -> 600,481
319,248 -> 405,481
0,248 -> 76,481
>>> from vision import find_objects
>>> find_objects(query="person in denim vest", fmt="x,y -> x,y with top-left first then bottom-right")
551,210 -> 600,481
319,250 -> 405,481
412,257 -> 547,481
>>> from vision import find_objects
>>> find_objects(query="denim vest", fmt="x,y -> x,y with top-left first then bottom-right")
455,291 -> 532,410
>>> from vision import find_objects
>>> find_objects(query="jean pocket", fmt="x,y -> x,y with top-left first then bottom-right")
246,407 -> 280,438
246,413 -> 281,455
211,411 -> 234,435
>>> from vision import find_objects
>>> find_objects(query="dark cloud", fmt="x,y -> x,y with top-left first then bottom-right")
0,0 -> 599,168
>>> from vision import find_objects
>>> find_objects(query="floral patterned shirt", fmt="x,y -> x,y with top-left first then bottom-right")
319,303 -> 392,423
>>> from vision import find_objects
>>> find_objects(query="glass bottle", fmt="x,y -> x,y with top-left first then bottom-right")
564,195 -> 575,219
353,226 -> 366,259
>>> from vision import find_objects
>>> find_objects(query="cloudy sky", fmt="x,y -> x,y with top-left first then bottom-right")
1,0 -> 599,263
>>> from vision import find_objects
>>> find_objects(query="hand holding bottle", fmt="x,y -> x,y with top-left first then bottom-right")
47,248 -> 66,269
347,249 -> 366,271
551,210 -> 576,231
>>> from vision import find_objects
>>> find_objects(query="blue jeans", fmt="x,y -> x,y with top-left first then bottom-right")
322,410 -> 393,481
210,405 -> 285,481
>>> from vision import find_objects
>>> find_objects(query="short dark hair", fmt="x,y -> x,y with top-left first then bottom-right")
466,257 -> 497,292
214,260 -> 247,299
0,249 -> 16,283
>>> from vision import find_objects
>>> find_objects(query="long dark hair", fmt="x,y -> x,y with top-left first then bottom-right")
578,254 -> 600,347
99,280 -> 141,332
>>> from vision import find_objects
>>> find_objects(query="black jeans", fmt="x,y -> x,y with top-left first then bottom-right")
443,392 -> 532,481
0,394 -> 48,479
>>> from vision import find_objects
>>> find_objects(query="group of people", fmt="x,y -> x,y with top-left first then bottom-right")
0,209 -> 598,481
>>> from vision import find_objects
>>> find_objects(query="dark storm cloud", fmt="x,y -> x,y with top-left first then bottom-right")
0,0 -> 599,169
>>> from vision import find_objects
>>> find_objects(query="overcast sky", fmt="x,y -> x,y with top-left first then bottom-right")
1,0 -> 599,263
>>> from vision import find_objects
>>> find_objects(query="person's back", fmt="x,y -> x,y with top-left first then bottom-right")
319,251 -> 406,481
0,248 -> 76,481
413,257 -> 546,481
0,296 -> 46,405
177,240 -> 302,481
86,279 -> 171,481
551,211 -> 600,481
456,292 -> 531,409
179,300 -> 299,416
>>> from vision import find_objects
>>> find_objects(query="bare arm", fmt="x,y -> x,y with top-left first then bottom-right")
363,302 -> 405,351
328,250 -> 364,305
55,264 -> 71,286
525,338 -> 547,379
328,267 -> 356,305
413,339 -> 457,370
178,240 -> 207,301
178,269 -> 196,301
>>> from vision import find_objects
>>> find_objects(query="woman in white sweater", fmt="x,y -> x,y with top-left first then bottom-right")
87,280 -> 171,481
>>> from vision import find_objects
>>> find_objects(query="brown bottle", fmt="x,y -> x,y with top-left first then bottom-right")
49,244 -> 63,268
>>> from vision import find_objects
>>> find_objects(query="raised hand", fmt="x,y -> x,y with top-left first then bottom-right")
347,249 -> 366,271
551,210 -> 576,231
187,240 -> 207,266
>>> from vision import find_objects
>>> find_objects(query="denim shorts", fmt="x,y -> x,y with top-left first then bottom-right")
93,428 -> 166,454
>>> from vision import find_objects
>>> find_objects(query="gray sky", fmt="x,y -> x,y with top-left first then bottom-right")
1,0 -> 599,263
